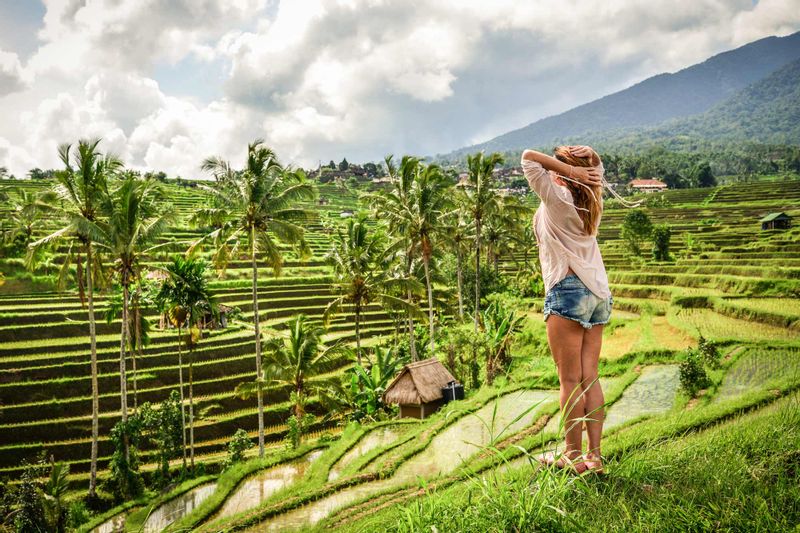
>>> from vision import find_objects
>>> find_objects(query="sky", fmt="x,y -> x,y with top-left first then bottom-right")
0,0 -> 798,180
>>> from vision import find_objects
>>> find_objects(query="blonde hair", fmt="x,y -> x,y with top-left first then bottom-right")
554,146 -> 603,235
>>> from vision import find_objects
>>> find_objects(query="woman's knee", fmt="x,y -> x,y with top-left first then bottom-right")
580,371 -> 600,389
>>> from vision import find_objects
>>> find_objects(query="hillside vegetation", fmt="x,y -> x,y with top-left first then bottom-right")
442,31 -> 800,159
1,166 -> 799,531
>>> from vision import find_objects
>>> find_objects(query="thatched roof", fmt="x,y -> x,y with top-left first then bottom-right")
382,357 -> 456,405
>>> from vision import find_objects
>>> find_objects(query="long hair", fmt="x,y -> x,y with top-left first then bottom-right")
554,146 -> 602,236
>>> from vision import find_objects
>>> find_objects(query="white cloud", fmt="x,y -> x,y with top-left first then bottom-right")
0,0 -> 798,177
0,50 -> 26,96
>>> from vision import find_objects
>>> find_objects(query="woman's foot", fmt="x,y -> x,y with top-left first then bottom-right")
536,450 -> 584,471
576,452 -> 605,474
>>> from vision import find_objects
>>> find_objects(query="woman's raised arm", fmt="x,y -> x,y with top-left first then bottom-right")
522,149 -> 601,185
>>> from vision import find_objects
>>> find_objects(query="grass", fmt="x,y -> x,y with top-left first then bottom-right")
333,391 -> 800,533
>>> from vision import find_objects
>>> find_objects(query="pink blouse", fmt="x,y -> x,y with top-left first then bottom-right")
521,157 -> 611,299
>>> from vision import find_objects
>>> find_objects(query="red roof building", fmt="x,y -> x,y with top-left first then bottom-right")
629,179 -> 667,193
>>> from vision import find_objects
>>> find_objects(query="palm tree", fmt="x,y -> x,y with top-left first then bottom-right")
95,175 -> 172,459
369,155 -> 424,359
5,188 -> 56,252
191,140 -> 316,458
462,151 -> 504,331
441,207 -> 473,320
323,214 -> 421,366
27,139 -> 121,497
401,163 -> 451,351
156,256 -> 215,470
238,315 -> 348,431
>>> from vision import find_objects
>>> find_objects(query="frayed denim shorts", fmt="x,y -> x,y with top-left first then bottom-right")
543,274 -> 613,329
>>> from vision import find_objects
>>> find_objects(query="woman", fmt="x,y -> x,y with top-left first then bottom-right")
521,145 -> 611,474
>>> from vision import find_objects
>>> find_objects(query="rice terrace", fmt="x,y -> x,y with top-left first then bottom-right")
0,2 -> 799,532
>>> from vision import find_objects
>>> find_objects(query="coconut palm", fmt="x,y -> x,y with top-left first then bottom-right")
237,314 -> 349,426
27,138 -> 121,497
156,256 -> 215,469
462,152 -> 504,331
399,163 -> 452,351
191,139 -> 316,458
5,188 -> 56,252
104,281 -> 155,414
441,207 -> 473,320
368,155 -> 424,359
94,175 -> 172,459
323,214 -> 422,366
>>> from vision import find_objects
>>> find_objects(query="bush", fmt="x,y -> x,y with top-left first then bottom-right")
679,349 -> 711,397
285,414 -> 316,450
698,335 -> 721,369
651,223 -> 672,261
620,209 -> 653,256
224,429 -> 254,469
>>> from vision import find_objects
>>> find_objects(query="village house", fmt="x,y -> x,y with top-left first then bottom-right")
629,178 -> 667,193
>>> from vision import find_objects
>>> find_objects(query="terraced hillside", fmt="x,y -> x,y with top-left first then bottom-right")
2,177 -> 800,532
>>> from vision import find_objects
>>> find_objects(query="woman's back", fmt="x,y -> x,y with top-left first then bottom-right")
522,157 -> 611,299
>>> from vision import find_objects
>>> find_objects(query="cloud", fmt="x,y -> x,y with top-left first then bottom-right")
0,49 -> 26,96
0,0 -> 798,177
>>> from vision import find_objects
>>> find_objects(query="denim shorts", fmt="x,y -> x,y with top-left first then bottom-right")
543,274 -> 613,329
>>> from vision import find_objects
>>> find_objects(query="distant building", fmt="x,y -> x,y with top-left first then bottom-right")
759,212 -> 792,231
629,179 -> 667,193
383,357 -> 458,419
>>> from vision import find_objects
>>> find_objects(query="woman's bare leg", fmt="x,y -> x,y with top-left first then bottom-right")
581,324 -> 605,456
546,314 -> 586,459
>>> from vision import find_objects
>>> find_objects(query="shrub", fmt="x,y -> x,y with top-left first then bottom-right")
620,209 -> 653,256
698,335 -> 721,369
679,348 -> 711,397
651,223 -> 672,261
224,429 -> 254,469
285,413 -> 316,450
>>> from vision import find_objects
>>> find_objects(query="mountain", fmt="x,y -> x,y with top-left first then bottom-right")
597,57 -> 800,148
441,31 -> 800,159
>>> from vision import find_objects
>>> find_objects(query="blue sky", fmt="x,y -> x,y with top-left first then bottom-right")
0,0 -> 797,179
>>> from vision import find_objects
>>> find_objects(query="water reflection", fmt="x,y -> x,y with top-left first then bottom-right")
251,389 -> 557,532
214,449 -> 323,520
93,512 -> 127,533
142,483 -> 216,533
328,427 -> 398,481
603,365 -> 679,429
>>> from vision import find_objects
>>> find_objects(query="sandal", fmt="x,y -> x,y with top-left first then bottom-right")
575,452 -> 605,475
536,451 -> 584,472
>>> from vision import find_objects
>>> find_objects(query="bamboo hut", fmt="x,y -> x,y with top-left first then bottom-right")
382,357 -> 457,419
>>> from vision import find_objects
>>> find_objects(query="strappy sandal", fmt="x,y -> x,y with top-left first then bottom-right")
575,452 -> 605,475
536,451 -> 584,473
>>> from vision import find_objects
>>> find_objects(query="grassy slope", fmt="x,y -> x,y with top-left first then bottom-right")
337,392 -> 800,532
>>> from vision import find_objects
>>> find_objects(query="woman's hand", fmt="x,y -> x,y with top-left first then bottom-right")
569,145 -> 595,159
571,166 -> 601,185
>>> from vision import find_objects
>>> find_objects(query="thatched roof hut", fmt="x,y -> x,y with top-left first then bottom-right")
383,357 -> 456,419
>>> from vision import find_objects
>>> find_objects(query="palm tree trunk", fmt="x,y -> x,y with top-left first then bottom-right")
456,248 -> 464,320
178,325 -> 187,469
251,223 -> 265,458
86,242 -> 99,498
189,352 -> 195,469
475,217 -> 482,332
132,284 -> 141,413
405,255 -> 417,362
119,278 -> 130,461
355,306 -> 362,366
423,255 -> 435,352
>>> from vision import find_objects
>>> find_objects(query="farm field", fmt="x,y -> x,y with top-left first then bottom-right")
1,175 -> 799,532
